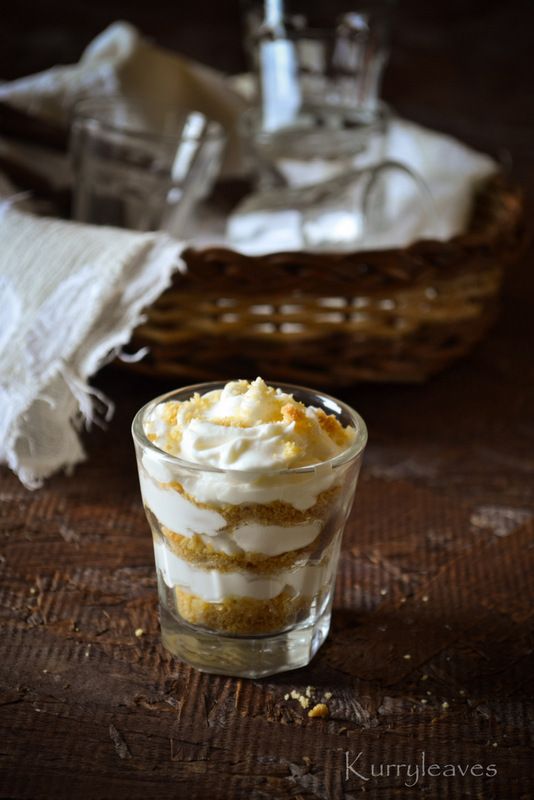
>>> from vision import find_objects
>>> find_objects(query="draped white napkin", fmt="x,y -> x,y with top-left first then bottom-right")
0,21 -> 245,176
0,201 -> 182,488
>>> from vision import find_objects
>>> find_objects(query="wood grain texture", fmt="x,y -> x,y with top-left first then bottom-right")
1,2 -> 533,798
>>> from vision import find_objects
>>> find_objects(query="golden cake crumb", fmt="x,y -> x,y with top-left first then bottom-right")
161,402 -> 180,426
160,525 -> 335,574
308,703 -> 329,718
209,416 -> 249,428
165,480 -> 340,529
316,408 -> 348,446
281,402 -> 311,430
175,588 -> 309,635
283,440 -> 301,460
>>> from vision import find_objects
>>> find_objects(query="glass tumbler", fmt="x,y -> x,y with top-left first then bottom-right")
132,382 -> 367,678
70,97 -> 225,233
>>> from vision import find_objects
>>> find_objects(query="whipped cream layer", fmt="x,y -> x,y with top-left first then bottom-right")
155,538 -> 336,602
139,468 -> 322,556
143,378 -> 355,510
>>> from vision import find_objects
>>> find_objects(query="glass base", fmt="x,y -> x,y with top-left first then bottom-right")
159,599 -> 332,678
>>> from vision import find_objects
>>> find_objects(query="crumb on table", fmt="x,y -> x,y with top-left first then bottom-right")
290,689 -> 310,709
308,703 -> 329,719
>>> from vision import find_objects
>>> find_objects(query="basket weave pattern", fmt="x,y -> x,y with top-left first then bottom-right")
130,176 -> 525,385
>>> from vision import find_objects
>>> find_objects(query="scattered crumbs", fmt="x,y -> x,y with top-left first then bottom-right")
59,525 -> 80,543
427,690 -> 432,696
403,654 -> 412,660
442,701 -> 449,709
422,595 -> 429,603
339,726 -> 347,734
308,703 -> 329,719
459,689 -> 466,696
305,686 -> 315,698
109,723 -> 132,760
380,588 -> 388,596
421,699 -> 428,705
134,628 -> 144,638
290,689 -> 310,709
323,691 -> 332,700
492,742 -> 498,748
29,587 -> 36,595
284,693 -> 289,700
42,669 -> 47,674
400,597 -> 406,604
421,674 -> 429,681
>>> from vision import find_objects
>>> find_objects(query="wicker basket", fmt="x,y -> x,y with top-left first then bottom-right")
128,175 -> 525,386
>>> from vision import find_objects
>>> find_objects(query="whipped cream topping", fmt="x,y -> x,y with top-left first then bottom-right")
144,377 -> 355,471
142,378 -> 356,511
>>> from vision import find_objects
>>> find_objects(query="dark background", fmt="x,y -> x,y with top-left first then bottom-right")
1,0 -> 532,168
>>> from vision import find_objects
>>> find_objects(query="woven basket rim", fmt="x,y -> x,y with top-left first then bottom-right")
125,172 -> 526,386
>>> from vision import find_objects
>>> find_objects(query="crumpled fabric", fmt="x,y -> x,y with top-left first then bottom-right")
0,202 -> 182,488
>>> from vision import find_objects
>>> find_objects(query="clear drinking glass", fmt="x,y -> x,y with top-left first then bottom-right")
242,4 -> 394,189
132,382 -> 367,678
70,97 -> 225,233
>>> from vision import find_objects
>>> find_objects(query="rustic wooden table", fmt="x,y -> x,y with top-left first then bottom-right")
1,3 -> 533,798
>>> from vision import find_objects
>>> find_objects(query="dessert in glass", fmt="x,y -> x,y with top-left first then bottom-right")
132,378 -> 367,677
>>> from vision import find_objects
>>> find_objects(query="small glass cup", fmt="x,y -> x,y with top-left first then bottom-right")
132,381 -> 367,678
246,5 -> 394,125
70,97 -> 225,233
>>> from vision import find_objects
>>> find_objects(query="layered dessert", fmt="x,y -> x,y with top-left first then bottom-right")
138,378 -> 358,636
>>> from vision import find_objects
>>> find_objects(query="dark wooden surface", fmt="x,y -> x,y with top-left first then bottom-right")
1,2 -> 533,798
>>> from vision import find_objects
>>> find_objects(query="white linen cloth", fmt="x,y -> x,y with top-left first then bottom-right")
225,119 -> 498,254
0,21 -> 245,176
0,202 -> 182,488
